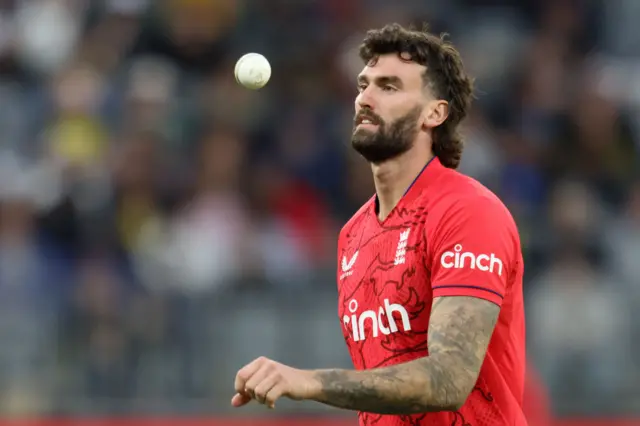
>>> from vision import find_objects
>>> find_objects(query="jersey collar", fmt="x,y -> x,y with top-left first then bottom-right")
373,156 -> 445,221
401,155 -> 445,204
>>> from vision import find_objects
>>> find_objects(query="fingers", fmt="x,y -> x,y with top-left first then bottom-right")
233,357 -> 287,409
234,356 -> 267,394
252,372 -> 279,407
231,392 -> 252,407
244,362 -> 274,399
264,382 -> 286,409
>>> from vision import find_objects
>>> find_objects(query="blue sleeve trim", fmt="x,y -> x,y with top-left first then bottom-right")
432,284 -> 504,299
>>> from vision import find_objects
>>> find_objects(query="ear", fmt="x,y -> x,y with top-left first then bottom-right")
422,100 -> 449,130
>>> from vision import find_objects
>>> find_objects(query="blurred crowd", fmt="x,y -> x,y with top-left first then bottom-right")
0,0 -> 638,418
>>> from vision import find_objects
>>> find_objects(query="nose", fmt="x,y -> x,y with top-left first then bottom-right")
356,87 -> 375,111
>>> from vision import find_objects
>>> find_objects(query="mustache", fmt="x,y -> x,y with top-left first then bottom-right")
354,109 -> 382,126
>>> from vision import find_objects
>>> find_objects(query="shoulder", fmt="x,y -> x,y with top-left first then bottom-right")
425,170 -> 520,248
431,169 -> 515,226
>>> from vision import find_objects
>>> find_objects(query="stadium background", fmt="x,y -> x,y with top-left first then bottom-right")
0,0 -> 637,424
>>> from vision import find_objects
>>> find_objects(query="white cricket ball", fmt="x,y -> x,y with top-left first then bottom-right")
234,53 -> 271,90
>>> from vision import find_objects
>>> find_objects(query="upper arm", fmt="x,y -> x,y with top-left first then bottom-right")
409,295 -> 500,410
427,296 -> 500,379
425,195 -> 517,384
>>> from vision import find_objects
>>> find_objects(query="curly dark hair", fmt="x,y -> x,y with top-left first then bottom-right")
359,23 -> 474,169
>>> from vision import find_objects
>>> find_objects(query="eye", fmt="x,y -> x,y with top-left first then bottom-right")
382,85 -> 397,92
357,83 -> 368,93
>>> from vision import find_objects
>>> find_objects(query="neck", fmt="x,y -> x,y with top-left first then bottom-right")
372,147 -> 433,221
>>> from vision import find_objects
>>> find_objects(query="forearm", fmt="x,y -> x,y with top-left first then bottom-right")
309,297 -> 498,415
311,354 -> 473,414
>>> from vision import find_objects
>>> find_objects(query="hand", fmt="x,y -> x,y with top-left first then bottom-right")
232,356 -> 320,409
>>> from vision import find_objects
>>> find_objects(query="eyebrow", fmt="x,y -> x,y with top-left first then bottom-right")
357,75 -> 403,88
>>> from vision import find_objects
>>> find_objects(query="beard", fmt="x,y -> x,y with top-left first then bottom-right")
351,106 -> 421,163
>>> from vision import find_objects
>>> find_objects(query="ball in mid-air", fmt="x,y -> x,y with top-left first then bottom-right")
234,53 -> 271,90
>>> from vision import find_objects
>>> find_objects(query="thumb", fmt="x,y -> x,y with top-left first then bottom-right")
231,392 -> 252,407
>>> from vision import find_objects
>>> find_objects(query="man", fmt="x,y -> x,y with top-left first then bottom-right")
232,23 -> 526,426
524,364 -> 552,426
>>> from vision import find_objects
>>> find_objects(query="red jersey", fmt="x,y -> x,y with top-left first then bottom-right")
336,157 -> 526,426
523,364 -> 552,426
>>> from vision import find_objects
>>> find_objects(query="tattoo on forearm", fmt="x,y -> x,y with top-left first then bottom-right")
313,296 -> 499,414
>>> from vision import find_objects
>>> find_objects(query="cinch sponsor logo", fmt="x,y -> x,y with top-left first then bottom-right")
343,299 -> 411,342
440,244 -> 503,276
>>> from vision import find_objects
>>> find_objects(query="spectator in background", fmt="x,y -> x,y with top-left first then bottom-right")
0,154 -> 68,414
527,180 -> 634,414
132,0 -> 239,75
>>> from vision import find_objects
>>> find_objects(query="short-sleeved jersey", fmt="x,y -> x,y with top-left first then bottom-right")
336,157 -> 526,426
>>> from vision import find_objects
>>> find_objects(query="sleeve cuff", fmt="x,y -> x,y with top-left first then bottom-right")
432,284 -> 504,306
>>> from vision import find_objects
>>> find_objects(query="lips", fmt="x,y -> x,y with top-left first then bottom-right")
355,113 -> 380,126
